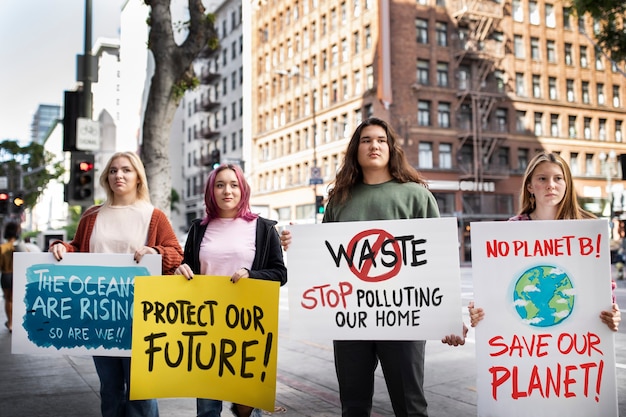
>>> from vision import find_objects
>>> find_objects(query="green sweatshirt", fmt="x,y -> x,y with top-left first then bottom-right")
324,180 -> 440,223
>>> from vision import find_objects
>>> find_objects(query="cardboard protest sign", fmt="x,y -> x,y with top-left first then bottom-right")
130,275 -> 280,412
287,217 -> 463,340
471,219 -> 617,417
12,253 -> 161,356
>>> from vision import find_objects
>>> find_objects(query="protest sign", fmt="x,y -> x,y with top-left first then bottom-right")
471,219 -> 617,417
12,253 -> 161,356
130,275 -> 280,412
287,217 -> 463,340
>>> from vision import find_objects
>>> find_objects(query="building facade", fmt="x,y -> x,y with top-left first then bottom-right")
249,0 -> 626,261
30,104 -> 61,145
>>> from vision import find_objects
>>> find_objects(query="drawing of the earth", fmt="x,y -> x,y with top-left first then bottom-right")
513,265 -> 574,327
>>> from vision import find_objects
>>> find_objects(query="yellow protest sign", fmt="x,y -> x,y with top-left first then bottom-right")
130,275 -> 280,411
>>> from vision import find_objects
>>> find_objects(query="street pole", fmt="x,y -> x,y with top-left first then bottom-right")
83,0 -> 93,119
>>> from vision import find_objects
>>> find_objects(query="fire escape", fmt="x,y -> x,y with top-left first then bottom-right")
450,0 -> 507,183
195,45 -> 222,168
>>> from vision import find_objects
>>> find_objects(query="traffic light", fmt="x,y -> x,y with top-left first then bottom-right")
68,152 -> 95,205
63,90 -> 85,152
11,191 -> 25,214
0,191 -> 8,215
210,149 -> 221,169
315,195 -> 325,215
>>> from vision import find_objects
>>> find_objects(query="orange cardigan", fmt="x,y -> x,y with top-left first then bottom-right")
53,205 -> 183,275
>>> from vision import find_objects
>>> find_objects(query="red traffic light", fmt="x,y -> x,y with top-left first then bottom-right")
0,193 -> 8,201
78,161 -> 94,172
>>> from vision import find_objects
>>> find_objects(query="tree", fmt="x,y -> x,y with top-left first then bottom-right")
143,0 -> 218,214
0,140 -> 64,210
571,0 -> 626,64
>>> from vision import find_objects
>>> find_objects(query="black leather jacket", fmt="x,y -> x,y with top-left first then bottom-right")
182,217 -> 287,286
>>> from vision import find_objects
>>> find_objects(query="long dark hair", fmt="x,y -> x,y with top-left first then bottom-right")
328,117 -> 427,205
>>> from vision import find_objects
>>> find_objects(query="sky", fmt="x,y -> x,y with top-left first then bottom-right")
0,0 -> 127,143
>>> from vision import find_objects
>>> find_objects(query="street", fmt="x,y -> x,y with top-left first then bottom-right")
0,266 -> 624,416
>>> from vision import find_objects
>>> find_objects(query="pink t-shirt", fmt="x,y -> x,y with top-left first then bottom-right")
199,218 -> 257,276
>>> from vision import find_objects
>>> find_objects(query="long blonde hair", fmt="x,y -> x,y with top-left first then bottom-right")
99,152 -> 151,204
519,152 -> 594,219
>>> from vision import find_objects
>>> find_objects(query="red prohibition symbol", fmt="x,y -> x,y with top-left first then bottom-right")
347,229 -> 402,283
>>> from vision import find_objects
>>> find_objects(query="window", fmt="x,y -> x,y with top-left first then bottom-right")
458,66 -> 469,90
568,116 -> 577,138
417,59 -> 429,84
564,43 -> 573,66
341,38 -> 348,62
545,4 -> 555,27
580,46 -> 588,67
418,100 -> 430,126
366,65 -> 374,89
365,25 -> 372,49
548,77 -> 557,100
516,73 -> 525,96
439,143 -> 452,168
582,81 -> 590,104
514,35 -> 525,59
516,111 -> 526,132
354,70 -> 362,94
436,22 -> 447,46
595,50 -> 604,70
547,40 -> 556,62
416,18 -> 428,44
599,119 -> 606,140
518,148 -> 529,171
530,37 -> 540,60
534,112 -> 543,135
418,142 -> 433,168
342,76 -> 348,99
438,102 -> 451,128
532,74 -> 541,98
570,153 -> 580,175
614,85 -> 621,108
512,0 -> 523,22
584,117 -> 591,139
529,1 -> 539,25
437,62 -> 448,87
563,7 -> 571,29
585,154 -> 594,175
496,109 -> 507,132
597,83 -> 605,105
550,114 -> 559,137
353,31 -> 360,53
616,120 -> 623,142
566,79 -> 575,102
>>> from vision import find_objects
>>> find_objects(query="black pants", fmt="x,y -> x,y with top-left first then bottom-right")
333,340 -> 428,417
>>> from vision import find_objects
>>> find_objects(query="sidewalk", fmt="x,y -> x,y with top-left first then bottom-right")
0,292 -> 478,417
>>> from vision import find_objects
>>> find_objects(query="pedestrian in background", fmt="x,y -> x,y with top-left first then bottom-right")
469,151 -> 621,330
175,163 -> 287,417
50,151 -> 183,417
280,117 -> 466,417
1,221 -> 26,333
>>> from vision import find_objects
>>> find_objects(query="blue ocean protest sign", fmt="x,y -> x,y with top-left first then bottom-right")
12,253 -> 161,356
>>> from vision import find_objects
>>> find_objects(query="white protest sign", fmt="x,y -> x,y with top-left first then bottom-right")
287,217 -> 463,340
12,253 -> 161,356
471,219 -> 617,417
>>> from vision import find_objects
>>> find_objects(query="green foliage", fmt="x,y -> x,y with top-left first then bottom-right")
0,140 -> 64,209
171,188 -> 181,214
62,205 -> 84,241
571,0 -> 626,64
172,76 -> 200,100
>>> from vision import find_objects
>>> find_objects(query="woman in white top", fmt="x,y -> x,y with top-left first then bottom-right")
50,152 -> 183,417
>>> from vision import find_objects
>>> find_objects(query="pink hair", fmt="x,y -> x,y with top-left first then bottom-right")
201,164 -> 258,224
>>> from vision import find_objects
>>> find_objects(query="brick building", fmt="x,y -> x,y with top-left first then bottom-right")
248,0 -> 626,262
